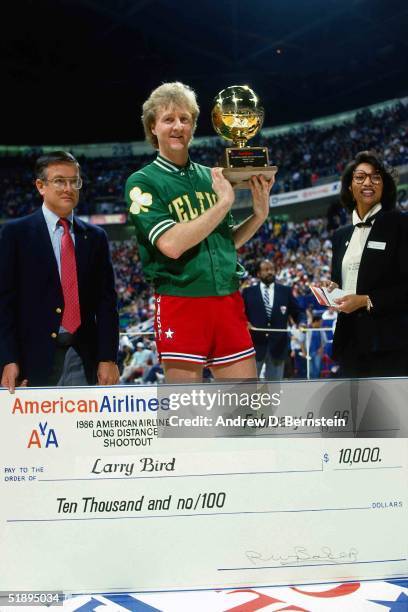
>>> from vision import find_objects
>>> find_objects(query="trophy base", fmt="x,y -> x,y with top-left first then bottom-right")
222,166 -> 278,190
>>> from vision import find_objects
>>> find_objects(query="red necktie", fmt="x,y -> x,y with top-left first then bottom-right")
59,218 -> 81,334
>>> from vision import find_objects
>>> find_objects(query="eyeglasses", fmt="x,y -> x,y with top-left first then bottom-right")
44,177 -> 83,190
352,171 -> 382,185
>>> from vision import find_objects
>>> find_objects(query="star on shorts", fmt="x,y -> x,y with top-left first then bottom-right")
165,328 -> 174,339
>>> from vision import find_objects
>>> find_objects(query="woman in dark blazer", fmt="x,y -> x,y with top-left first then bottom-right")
328,150 -> 408,378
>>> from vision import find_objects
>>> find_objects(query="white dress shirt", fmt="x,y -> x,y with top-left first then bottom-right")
42,203 -> 75,278
260,281 -> 275,311
342,203 -> 382,293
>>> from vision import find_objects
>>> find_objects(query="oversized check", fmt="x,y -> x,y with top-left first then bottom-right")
0,382 -> 407,594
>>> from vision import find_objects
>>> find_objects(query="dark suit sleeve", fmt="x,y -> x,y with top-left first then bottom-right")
368,213 -> 408,314
93,229 -> 119,363
0,223 -> 20,368
242,287 -> 250,320
330,229 -> 343,287
288,289 -> 301,323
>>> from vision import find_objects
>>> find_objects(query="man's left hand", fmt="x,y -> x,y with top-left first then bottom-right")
97,361 -> 120,385
249,175 -> 275,220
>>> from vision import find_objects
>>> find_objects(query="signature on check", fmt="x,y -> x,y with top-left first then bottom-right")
246,546 -> 359,566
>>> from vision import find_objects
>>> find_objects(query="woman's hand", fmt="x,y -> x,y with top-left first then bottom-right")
334,294 -> 367,313
321,280 -> 339,293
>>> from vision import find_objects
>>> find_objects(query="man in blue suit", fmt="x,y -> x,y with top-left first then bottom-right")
0,151 -> 119,391
242,259 -> 301,380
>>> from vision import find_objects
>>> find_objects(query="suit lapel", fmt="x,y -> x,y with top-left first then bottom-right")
338,225 -> 354,263
271,284 -> 282,318
256,284 -> 269,319
357,210 -> 386,288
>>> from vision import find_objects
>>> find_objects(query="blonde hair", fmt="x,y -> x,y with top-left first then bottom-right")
141,82 -> 200,148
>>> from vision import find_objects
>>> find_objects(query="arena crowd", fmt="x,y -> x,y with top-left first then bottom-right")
1,101 -> 407,219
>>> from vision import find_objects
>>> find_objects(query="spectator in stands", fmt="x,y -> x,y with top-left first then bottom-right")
321,308 -> 337,358
142,341 -> 165,383
125,82 -> 274,383
118,335 -> 135,374
329,150 -> 408,377
306,315 -> 326,379
120,341 -> 154,383
0,151 -> 119,390
290,321 -> 307,378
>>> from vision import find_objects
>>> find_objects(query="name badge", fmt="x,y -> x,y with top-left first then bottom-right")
367,241 -> 386,250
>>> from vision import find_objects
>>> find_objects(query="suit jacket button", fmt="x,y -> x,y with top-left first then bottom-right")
51,332 -> 57,338
266,333 -> 269,337
56,307 -> 62,314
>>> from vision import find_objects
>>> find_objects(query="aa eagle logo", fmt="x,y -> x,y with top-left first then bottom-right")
129,187 -> 152,214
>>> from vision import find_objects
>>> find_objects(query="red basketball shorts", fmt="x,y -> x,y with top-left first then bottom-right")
154,291 -> 255,367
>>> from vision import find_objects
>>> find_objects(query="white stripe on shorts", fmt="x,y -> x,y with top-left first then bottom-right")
206,347 -> 255,366
161,351 -> 207,364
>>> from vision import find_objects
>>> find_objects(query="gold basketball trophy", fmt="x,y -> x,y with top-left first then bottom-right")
211,85 -> 278,189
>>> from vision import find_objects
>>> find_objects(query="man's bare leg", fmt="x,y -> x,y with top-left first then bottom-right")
210,357 -> 257,380
163,361 -> 203,383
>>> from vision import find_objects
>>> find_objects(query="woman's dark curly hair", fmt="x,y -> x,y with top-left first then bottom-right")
340,150 -> 398,212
